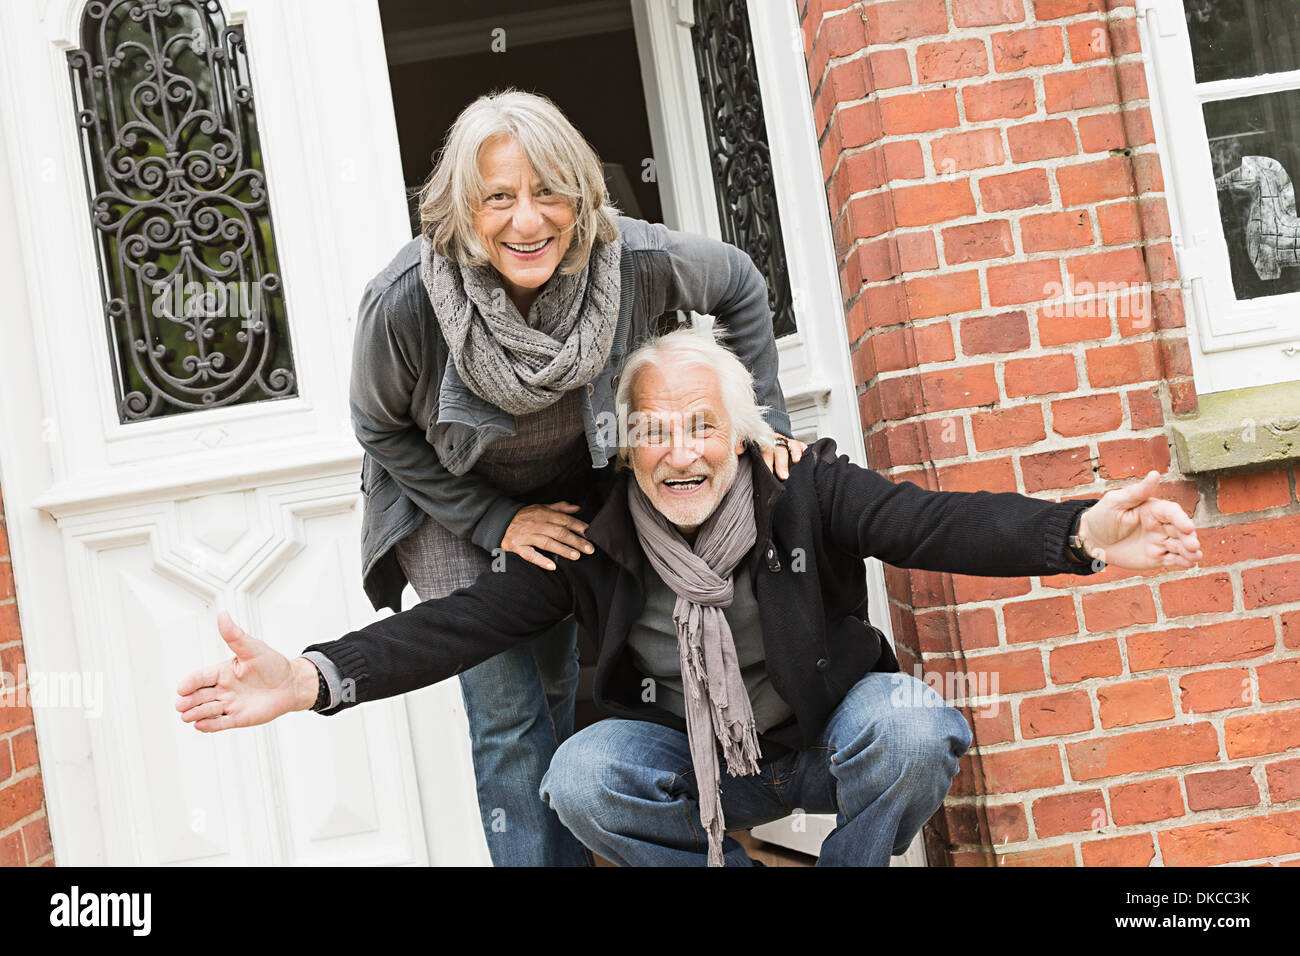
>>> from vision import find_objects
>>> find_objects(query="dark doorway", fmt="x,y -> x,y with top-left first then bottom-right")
379,0 -> 663,231
378,0 -> 666,730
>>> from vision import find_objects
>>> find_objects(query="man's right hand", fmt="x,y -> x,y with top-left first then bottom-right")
175,611 -> 319,732
499,501 -> 594,571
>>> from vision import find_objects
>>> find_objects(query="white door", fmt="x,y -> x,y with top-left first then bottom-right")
0,0 -> 485,865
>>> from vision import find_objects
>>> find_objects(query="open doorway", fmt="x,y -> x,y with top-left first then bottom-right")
370,0 -> 884,866
377,0 -> 666,733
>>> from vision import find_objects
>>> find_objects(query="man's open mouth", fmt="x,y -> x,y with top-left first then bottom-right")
662,476 -> 706,493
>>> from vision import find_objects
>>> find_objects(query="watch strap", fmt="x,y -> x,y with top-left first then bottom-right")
311,663 -> 330,712
1067,510 -> 1100,567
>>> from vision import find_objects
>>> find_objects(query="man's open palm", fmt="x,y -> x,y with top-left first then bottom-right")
175,611 -> 300,732
1080,470 -> 1202,571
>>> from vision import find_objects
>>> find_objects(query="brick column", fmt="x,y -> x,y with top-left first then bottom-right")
798,0 -> 1300,866
0,485 -> 54,866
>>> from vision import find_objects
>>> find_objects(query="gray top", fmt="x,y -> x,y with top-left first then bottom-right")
625,563 -> 794,734
471,387 -> 588,494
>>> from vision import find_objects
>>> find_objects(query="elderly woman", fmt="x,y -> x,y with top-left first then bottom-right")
344,89 -> 803,866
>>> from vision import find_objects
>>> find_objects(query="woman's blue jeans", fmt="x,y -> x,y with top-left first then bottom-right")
539,671 -> 972,866
457,616 -> 593,867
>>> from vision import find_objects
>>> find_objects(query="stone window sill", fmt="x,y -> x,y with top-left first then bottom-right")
1169,381 -> 1300,474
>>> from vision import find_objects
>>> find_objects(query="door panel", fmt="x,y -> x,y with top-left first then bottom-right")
0,0 -> 467,865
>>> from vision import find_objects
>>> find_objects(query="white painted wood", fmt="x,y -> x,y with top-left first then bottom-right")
631,0 -> 723,239
50,482 -> 429,865
1137,0 -> 1300,393
0,0 -> 486,866
750,812 -> 836,857
0,86 -> 106,864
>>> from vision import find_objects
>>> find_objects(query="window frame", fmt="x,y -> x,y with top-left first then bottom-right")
66,0 -> 301,424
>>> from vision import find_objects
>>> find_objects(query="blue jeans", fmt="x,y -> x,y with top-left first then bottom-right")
539,672 -> 972,866
458,616 -> 593,867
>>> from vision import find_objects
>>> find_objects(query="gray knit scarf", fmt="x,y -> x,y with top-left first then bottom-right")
420,234 -> 623,415
626,457 -> 762,867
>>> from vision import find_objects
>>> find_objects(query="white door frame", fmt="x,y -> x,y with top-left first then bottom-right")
631,0 -> 925,866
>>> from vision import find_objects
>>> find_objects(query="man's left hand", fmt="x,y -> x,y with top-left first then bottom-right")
763,434 -> 807,480
1078,470 -> 1202,571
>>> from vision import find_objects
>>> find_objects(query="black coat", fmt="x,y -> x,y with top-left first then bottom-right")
305,439 -> 1099,754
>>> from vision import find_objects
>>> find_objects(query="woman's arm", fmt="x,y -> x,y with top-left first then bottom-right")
349,272 -> 528,552
352,274 -> 593,563
643,222 -> 793,438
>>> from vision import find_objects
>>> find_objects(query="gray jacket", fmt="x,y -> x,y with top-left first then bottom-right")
351,215 -> 793,612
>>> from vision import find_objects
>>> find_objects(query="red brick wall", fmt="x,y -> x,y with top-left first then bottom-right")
0,486 -> 54,866
798,0 -> 1300,865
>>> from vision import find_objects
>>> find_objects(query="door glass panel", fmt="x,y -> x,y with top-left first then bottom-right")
68,0 -> 298,422
690,0 -> 796,337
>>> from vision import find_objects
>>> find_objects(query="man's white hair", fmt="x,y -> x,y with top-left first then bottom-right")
614,326 -> 776,465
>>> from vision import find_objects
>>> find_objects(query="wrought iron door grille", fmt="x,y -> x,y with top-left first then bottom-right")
690,0 -> 796,338
68,0 -> 297,422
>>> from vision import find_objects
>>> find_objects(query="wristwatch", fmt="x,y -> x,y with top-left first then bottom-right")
310,662 -> 330,712
1067,510 -> 1101,567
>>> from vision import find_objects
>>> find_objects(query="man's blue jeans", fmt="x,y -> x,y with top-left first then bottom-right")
539,671 -> 972,866
458,617 -> 592,867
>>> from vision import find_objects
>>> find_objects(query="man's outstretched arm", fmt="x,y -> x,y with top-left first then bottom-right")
175,555 -> 577,732
812,439 -> 1199,576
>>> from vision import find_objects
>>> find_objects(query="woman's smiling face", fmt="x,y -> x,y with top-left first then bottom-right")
473,135 -> 576,313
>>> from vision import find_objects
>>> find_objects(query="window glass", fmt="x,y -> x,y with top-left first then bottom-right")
68,0 -> 297,422
1205,90 -> 1300,300
1185,0 -> 1300,83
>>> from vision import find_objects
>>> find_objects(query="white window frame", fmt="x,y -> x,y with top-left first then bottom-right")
1137,0 -> 1300,394
5,0 -> 369,510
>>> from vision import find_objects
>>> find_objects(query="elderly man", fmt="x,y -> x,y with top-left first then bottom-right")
176,329 -> 1202,867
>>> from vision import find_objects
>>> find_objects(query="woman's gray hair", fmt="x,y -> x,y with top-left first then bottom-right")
417,88 -> 621,275
614,326 -> 776,465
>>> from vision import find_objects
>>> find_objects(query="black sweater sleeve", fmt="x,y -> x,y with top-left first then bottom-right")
811,439 -> 1101,577
301,555 -> 577,715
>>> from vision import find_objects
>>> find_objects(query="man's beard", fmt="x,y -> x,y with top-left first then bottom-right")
636,450 -> 739,535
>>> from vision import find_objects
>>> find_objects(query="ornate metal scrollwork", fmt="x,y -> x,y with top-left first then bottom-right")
690,0 -> 796,338
68,0 -> 297,422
